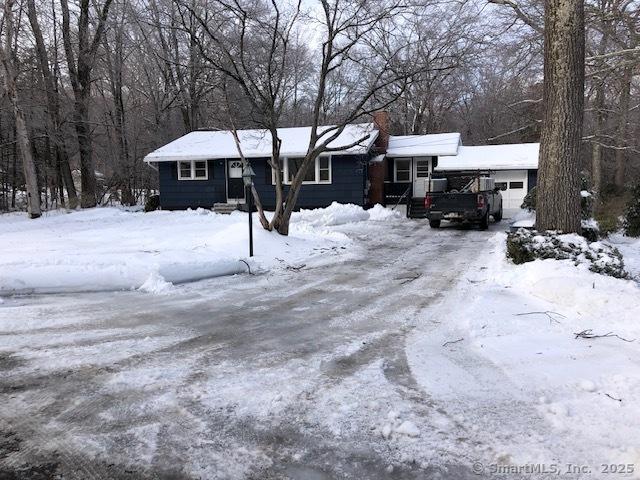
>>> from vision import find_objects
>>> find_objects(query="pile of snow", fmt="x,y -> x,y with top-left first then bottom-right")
407,232 -> 640,470
507,228 -> 628,278
138,272 -> 174,295
292,202 -> 369,226
292,202 -> 399,227
0,204 -> 401,295
510,209 -> 535,229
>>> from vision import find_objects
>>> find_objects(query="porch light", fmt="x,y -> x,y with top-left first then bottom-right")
242,163 -> 256,257
242,164 -> 256,187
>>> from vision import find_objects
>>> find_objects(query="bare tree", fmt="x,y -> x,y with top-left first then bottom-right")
536,0 -> 584,232
0,0 -> 41,218
26,0 -> 78,208
60,0 -> 114,208
175,0 -> 304,231
273,0 -> 459,234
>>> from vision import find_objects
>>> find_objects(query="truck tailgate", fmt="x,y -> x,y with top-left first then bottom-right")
429,193 -> 477,212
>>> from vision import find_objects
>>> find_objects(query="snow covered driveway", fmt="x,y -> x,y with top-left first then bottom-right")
1,214 -> 638,479
0,215 -> 499,479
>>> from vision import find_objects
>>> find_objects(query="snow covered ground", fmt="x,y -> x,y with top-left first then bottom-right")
0,203 -> 394,295
407,232 -> 640,478
1,208 -> 639,479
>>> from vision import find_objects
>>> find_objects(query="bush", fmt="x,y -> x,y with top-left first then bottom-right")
506,228 -> 628,279
521,186 -> 537,211
623,183 -> 640,237
144,194 -> 160,212
595,214 -> 620,237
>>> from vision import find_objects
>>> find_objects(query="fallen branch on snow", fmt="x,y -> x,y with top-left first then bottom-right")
516,311 -> 566,324
574,329 -> 635,342
286,264 -> 306,271
604,393 -> 622,402
442,338 -> 464,347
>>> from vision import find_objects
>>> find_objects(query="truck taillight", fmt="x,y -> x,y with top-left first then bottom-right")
425,195 -> 433,208
477,194 -> 485,209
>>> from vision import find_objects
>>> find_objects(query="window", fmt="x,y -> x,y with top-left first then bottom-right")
509,181 -> 524,189
495,182 -> 508,191
415,159 -> 430,178
288,158 -> 316,183
319,157 -> 330,182
394,159 -> 411,182
178,160 -> 208,180
272,157 -> 332,185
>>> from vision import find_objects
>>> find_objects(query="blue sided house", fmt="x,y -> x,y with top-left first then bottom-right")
143,116 -> 539,217
143,123 -> 379,210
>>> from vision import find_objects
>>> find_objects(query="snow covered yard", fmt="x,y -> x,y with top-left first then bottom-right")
408,232 -> 640,477
1,207 -> 640,479
0,203 -> 393,295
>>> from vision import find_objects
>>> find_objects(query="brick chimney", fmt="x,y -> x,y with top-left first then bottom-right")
368,110 -> 390,206
372,110 -> 390,153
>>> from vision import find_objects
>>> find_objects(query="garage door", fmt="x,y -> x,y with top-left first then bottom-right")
493,170 -> 528,218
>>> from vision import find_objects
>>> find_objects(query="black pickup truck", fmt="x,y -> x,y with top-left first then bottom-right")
424,174 -> 503,229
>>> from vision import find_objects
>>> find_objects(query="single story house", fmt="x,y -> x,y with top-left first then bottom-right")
143,124 -> 378,210
143,113 -> 539,216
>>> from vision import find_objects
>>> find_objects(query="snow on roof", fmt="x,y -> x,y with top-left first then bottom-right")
386,133 -> 461,157
436,143 -> 540,171
143,123 -> 378,162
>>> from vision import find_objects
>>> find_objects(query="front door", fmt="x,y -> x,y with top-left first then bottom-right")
413,158 -> 431,198
227,160 -> 245,203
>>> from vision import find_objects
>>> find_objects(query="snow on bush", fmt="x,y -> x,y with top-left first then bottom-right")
506,228 -> 628,279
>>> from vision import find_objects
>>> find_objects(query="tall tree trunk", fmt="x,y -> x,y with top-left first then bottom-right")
536,0 -> 584,233
0,0 -> 42,218
27,0 -> 77,208
591,80 -> 606,198
614,65 -> 632,190
60,0 -> 114,208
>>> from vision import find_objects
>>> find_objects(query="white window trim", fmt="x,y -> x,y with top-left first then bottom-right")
272,156 -> 332,185
394,158 -> 412,183
177,160 -> 208,180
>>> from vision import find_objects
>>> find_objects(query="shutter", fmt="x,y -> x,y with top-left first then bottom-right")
265,161 -> 272,184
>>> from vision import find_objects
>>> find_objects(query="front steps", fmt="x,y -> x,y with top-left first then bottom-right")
213,203 -> 241,214
407,198 -> 428,218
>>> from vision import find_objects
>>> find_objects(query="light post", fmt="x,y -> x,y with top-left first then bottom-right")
242,163 -> 256,257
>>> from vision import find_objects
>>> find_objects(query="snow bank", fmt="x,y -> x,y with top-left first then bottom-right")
0,204 -> 402,295
407,232 -> 640,469
292,202 -> 399,226
510,209 -> 535,229
292,202 -> 370,226
0,206 -> 368,295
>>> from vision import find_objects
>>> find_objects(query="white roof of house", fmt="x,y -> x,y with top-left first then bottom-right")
436,143 -> 540,171
143,123 -> 378,162
386,133 -> 461,157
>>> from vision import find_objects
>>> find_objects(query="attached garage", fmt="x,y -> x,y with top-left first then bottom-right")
436,143 -> 539,218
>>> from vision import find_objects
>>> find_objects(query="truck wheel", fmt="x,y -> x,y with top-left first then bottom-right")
429,219 -> 441,228
479,213 -> 489,230
494,208 -> 503,222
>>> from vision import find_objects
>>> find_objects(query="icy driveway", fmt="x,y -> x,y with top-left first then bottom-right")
1,219 -> 505,479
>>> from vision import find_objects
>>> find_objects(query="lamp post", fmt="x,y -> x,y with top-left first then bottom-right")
242,163 -> 256,257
